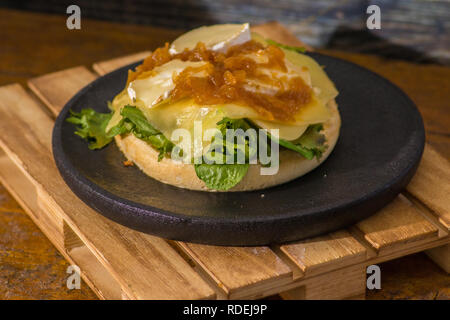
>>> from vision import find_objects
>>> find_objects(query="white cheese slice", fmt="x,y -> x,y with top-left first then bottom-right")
169,23 -> 251,54
283,50 -> 338,106
244,59 -> 312,96
127,59 -> 207,108
146,99 -> 224,138
144,100 -> 306,145
145,99 -> 326,142
106,89 -> 133,132
220,94 -> 330,126
252,120 -> 308,141
251,32 -> 338,105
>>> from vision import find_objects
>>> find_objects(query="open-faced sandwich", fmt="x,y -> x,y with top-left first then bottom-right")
68,23 -> 340,191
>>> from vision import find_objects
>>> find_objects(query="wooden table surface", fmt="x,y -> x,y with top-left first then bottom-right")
0,8 -> 448,300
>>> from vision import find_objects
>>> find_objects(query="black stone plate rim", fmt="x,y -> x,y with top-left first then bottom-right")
52,52 -> 425,245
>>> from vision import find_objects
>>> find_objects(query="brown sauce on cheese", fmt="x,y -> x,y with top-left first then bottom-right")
127,40 -> 311,121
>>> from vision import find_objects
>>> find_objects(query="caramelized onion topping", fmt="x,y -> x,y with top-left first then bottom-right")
127,40 -> 312,121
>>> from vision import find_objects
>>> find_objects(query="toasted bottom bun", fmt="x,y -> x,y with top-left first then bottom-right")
115,100 -> 341,192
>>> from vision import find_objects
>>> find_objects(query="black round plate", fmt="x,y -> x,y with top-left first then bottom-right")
52,53 -> 425,246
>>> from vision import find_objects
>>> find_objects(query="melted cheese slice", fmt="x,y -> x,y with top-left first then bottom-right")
220,95 -> 330,126
143,99 -> 323,144
252,32 -> 338,106
145,100 -> 224,142
283,50 -> 338,106
128,59 -> 207,108
108,93 -> 312,143
252,120 -> 308,140
169,23 -> 251,54
106,89 -> 132,132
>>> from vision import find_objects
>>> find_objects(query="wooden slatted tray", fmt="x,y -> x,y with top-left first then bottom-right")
0,23 -> 448,300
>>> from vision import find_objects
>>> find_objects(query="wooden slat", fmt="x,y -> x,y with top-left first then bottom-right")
177,243 -> 292,299
280,264 -> 367,300
353,195 -> 439,255
279,231 -> 366,278
406,144 -> 450,230
28,66 -> 97,116
93,51 -> 151,75
0,84 -> 215,300
28,66 -> 96,117
365,235 -> 450,266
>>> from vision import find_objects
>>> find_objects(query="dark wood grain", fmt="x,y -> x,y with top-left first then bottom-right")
0,8 -> 182,87
366,252 -> 450,300
0,185 -> 97,299
0,8 -> 448,299
3,0 -> 448,63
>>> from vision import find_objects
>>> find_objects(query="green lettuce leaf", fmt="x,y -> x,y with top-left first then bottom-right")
194,163 -> 249,191
275,124 -> 327,160
194,117 -> 257,190
215,117 -> 258,163
116,106 -> 175,160
67,105 -> 174,160
195,119 -> 328,190
266,39 -> 306,53
66,109 -> 113,150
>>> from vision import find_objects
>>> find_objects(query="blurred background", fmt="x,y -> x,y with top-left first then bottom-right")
1,0 -> 449,65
